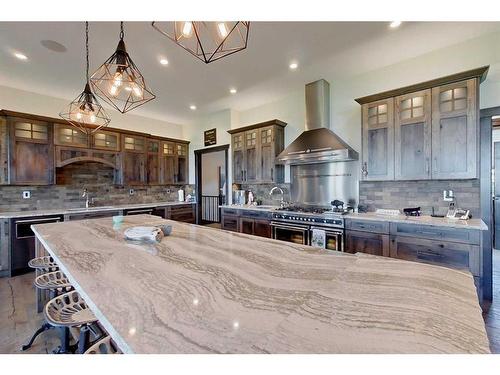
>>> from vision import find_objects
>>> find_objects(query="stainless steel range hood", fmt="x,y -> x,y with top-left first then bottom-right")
277,79 -> 358,164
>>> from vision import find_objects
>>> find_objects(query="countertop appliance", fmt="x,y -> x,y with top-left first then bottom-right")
270,205 -> 345,252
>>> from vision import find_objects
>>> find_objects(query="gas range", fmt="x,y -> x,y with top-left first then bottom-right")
272,209 -> 345,229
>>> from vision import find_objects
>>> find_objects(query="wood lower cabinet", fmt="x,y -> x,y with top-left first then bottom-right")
221,208 -> 272,238
345,230 -> 389,257
8,117 -> 54,185
221,214 -> 239,232
166,204 -> 196,223
389,235 -> 481,277
254,219 -> 272,238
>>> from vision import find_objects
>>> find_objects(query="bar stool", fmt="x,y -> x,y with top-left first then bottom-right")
21,259 -> 67,351
28,255 -> 58,272
84,336 -> 122,354
45,290 -> 99,354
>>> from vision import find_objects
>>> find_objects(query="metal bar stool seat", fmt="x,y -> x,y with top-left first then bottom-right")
35,271 -> 72,294
45,290 -> 99,353
84,336 -> 122,354
28,255 -> 58,270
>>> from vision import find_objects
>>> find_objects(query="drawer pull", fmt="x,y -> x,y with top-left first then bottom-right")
417,249 -> 443,258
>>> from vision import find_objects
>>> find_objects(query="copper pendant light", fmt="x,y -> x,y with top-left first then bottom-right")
59,22 -> 111,135
90,22 -> 155,114
152,21 -> 250,64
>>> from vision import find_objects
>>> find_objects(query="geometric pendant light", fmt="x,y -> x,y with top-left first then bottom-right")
90,22 -> 155,113
59,22 -> 111,135
151,21 -> 250,64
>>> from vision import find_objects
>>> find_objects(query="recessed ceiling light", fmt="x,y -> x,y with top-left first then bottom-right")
14,52 -> 28,60
190,105 -> 197,110
159,58 -> 169,65
289,62 -> 298,70
230,88 -> 237,94
389,21 -> 402,29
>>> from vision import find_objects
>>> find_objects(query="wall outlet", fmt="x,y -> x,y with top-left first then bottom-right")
22,191 -> 31,199
129,188 -> 135,196
166,188 -> 171,194
443,190 -> 454,202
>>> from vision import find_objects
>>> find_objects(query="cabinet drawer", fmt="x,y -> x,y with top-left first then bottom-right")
390,222 -> 480,245
240,210 -> 271,219
222,208 -> 239,216
221,215 -> 239,232
345,219 -> 390,234
390,236 -> 481,276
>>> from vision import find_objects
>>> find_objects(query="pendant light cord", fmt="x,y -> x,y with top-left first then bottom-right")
85,21 -> 89,83
120,21 -> 124,40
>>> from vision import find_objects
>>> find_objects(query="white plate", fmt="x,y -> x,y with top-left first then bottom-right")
124,226 -> 163,242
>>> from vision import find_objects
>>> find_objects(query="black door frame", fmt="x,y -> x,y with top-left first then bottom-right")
480,106 -> 500,302
194,144 -> 230,224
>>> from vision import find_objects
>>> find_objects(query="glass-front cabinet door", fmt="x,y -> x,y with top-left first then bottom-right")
54,124 -> 88,147
394,89 -> 431,180
431,79 -> 478,179
232,132 -> 245,183
92,130 -> 119,151
361,98 -> 394,181
176,143 -> 188,184
244,129 -> 258,183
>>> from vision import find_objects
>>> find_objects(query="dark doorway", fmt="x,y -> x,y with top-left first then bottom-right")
195,145 -> 229,225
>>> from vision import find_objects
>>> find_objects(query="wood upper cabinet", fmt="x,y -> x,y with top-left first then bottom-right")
361,98 -> 394,181
176,143 -> 189,185
431,78 -> 478,179
54,123 -> 89,148
121,135 -> 146,185
244,129 -> 258,183
394,89 -> 431,180
146,139 -> 160,185
8,117 -> 54,185
229,120 -> 286,184
232,133 -> 245,184
159,141 -> 189,185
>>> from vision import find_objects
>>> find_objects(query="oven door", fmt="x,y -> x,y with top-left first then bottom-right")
310,226 -> 344,252
271,222 -> 309,245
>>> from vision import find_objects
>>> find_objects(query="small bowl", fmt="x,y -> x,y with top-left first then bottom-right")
113,215 -> 124,224
157,224 -> 172,236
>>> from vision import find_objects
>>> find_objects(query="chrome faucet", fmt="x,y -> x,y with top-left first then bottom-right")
269,186 -> 286,208
82,188 -> 93,209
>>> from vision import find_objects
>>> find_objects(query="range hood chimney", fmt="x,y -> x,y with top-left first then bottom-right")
277,79 -> 358,164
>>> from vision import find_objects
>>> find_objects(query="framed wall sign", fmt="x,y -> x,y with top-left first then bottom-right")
204,128 -> 217,146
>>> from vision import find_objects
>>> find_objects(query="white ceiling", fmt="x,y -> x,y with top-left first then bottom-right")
1,21 -> 499,125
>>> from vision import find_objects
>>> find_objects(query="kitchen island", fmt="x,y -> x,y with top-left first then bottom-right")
32,215 -> 490,353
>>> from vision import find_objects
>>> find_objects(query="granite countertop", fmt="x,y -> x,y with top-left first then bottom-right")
220,205 -> 487,230
0,201 -> 196,219
32,214 -> 489,354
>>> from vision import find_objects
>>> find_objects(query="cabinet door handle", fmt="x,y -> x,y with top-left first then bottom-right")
271,167 -> 273,181
417,249 -> 443,258
362,162 -> 368,177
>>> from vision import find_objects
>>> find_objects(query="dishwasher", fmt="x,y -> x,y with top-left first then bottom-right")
10,215 -> 64,276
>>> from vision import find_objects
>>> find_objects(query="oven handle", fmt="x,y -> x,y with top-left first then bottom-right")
270,222 -> 310,231
309,226 -> 343,235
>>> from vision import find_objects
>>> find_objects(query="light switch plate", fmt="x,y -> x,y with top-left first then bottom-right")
22,191 -> 31,199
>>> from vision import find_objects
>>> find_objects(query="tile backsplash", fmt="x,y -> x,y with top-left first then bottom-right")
359,179 -> 480,217
0,162 -> 194,212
